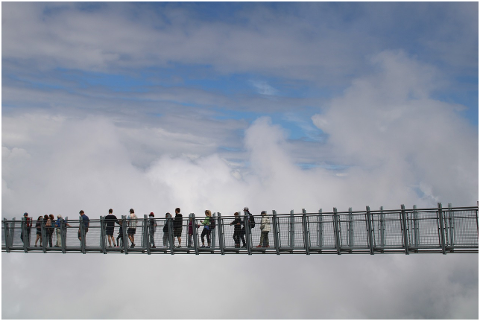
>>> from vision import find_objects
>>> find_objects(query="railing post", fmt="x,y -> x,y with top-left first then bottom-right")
447,203 -> 455,250
144,214 -> 151,255
366,206 -> 374,255
22,216 -> 28,253
244,213 -> 252,255
192,213 -> 199,255
400,205 -> 409,255
333,208 -> 341,255
79,216 -> 86,254
122,215 -> 128,254
100,216 -> 106,254
217,212 -> 225,255
272,210 -> 280,255
413,205 -> 419,252
348,207 -> 353,249
317,209 -> 323,251
302,209 -> 310,255
4,219 -> 10,253
61,218 -> 67,254
437,203 -> 446,255
168,216 -> 174,255
379,206 -> 385,250
40,218 -> 46,253
211,213 -> 217,251
289,210 -> 295,249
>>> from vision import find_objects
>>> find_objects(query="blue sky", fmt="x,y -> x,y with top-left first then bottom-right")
2,2 -> 478,319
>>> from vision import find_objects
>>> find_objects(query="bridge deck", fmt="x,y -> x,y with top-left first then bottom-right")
3,204 -> 478,255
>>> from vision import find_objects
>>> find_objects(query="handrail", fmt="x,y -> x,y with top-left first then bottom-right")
2,205 -> 478,255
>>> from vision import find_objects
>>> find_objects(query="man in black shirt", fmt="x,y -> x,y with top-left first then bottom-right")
105,209 -> 119,248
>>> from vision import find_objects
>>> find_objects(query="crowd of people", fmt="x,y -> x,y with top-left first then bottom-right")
19,207 -> 272,249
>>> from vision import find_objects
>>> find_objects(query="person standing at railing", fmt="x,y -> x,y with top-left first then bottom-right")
116,219 -> 124,247
173,208 -> 183,248
105,209 -> 119,248
148,212 -> 157,248
200,210 -> 212,248
78,210 -> 90,243
163,213 -> 172,247
45,214 -> 54,247
257,211 -> 271,248
128,208 -> 137,248
55,215 -> 71,247
230,212 -> 246,248
21,212 -> 32,246
187,215 -> 195,248
35,216 -> 43,247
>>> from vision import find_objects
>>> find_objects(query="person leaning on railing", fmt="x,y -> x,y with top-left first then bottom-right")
163,213 -> 172,248
200,210 -> 212,248
35,216 -> 43,247
230,212 -> 246,248
257,211 -> 271,248
128,208 -> 137,248
78,210 -> 90,243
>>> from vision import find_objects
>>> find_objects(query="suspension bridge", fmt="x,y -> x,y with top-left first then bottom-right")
3,203 -> 478,255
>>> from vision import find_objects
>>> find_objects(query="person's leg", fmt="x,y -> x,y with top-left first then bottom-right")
258,232 -> 265,247
201,229 -> 206,246
265,231 -> 269,247
206,230 -> 211,247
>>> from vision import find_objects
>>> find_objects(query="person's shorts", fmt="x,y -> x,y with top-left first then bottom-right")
106,228 -> 114,236
128,228 -> 136,235
174,228 -> 182,237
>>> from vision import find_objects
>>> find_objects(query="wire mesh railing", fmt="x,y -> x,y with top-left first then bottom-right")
2,204 -> 478,255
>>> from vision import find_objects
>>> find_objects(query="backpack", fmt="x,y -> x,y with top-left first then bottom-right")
209,217 -> 216,230
249,214 -> 255,228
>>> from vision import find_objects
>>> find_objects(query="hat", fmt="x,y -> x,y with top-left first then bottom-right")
24,212 -> 28,216
149,212 -> 154,217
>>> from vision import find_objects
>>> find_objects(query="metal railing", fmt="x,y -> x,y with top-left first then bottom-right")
2,204 -> 478,255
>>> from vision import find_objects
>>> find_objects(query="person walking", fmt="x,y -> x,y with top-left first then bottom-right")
257,211 -> 271,248
127,208 -> 137,248
230,212 -> 245,248
148,212 -> 157,248
200,210 -> 212,248
105,209 -> 119,248
173,208 -> 183,247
